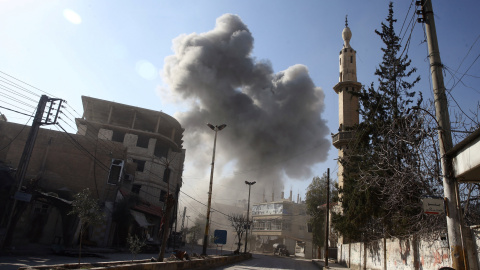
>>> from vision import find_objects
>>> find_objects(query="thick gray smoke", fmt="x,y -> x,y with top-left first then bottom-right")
162,14 -> 330,203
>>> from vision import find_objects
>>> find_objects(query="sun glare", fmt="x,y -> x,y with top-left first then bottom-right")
136,60 -> 157,80
63,9 -> 82,25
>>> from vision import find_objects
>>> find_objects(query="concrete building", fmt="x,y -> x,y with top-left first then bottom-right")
76,96 -> 185,208
250,191 -> 314,258
0,96 -> 185,249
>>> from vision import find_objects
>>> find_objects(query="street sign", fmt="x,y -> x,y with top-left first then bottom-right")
422,197 -> 444,215
214,229 -> 227,245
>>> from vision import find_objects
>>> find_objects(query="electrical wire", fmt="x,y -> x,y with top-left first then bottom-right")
0,71 -> 56,98
0,110 -> 35,151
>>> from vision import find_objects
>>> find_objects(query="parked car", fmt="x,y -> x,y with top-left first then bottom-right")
273,243 -> 290,256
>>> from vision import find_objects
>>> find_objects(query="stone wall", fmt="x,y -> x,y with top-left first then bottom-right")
338,227 -> 480,270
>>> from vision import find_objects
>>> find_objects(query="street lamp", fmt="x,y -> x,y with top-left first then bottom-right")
244,180 -> 256,254
202,123 -> 226,255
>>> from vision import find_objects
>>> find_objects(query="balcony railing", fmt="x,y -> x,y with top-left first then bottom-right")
332,131 -> 354,148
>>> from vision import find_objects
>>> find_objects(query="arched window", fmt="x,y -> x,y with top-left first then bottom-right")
350,56 -> 353,63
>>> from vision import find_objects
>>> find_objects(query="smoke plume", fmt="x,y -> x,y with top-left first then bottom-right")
162,14 -> 330,204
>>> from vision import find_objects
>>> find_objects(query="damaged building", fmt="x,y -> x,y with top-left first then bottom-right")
0,96 -> 185,250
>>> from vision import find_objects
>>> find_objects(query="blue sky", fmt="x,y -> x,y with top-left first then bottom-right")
1,0 -> 479,219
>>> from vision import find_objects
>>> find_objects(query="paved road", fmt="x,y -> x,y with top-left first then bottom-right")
213,254 -> 319,270
0,245 -> 321,270
0,244 -> 231,270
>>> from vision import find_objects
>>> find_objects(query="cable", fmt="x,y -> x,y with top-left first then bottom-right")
0,83 -> 39,104
0,105 -> 34,117
445,34 -> 480,89
448,52 -> 480,94
0,71 -> 56,98
0,111 -> 35,151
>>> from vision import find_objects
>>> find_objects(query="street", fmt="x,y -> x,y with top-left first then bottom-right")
0,244 -> 228,270
0,244 -> 320,270
213,254 -> 319,270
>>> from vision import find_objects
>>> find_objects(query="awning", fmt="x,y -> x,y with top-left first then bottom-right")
130,210 -> 154,228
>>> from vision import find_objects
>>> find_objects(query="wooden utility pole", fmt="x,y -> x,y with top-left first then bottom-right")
324,168 -> 330,267
1,95 -> 51,249
158,194 -> 175,262
418,1 -> 466,269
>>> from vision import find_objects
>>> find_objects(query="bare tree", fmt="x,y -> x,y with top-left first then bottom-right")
228,214 -> 248,252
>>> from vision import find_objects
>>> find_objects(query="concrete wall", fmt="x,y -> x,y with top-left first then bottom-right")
0,121 -> 126,247
0,121 -> 126,198
338,227 -> 480,270
18,254 -> 252,270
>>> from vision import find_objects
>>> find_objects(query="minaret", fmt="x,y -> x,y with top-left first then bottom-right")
332,16 -> 362,193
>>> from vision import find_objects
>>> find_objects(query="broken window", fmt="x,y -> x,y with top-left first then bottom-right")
137,134 -> 150,148
112,130 -> 125,143
133,159 -> 146,172
132,184 -> 141,194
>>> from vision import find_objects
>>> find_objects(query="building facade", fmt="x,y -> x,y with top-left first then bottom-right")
250,192 -> 314,258
0,96 -> 185,249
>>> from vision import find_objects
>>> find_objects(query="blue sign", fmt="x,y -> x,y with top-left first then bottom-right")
214,229 -> 227,245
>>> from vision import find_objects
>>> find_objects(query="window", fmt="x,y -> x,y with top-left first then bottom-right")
160,190 -> 167,202
154,144 -> 168,158
350,55 -> 353,63
133,159 -> 146,172
137,135 -> 150,148
108,159 -> 124,185
163,167 -> 171,183
132,184 -> 141,194
339,58 -> 341,65
112,130 -> 125,142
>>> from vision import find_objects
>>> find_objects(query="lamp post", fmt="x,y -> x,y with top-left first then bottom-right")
202,123 -> 226,255
244,181 -> 256,254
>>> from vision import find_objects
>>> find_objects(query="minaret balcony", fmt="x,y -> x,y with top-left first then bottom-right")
332,131 -> 354,149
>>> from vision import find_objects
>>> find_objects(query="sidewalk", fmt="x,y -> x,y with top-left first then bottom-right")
312,259 -> 349,269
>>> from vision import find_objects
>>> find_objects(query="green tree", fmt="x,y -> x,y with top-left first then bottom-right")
127,233 -> 146,261
305,174 -> 329,248
68,188 -> 105,264
333,2 -> 443,242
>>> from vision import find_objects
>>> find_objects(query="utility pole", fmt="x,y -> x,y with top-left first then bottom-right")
417,1 -> 466,269
180,207 -> 186,241
244,181 -> 256,254
158,194 -> 175,262
1,95 -> 62,249
202,123 -> 226,255
324,168 -> 330,267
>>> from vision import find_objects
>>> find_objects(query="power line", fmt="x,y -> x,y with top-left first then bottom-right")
0,112 -> 34,152
0,105 -> 34,117
0,71 -> 56,98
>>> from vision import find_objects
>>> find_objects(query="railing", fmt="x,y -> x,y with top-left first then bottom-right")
332,131 -> 354,147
